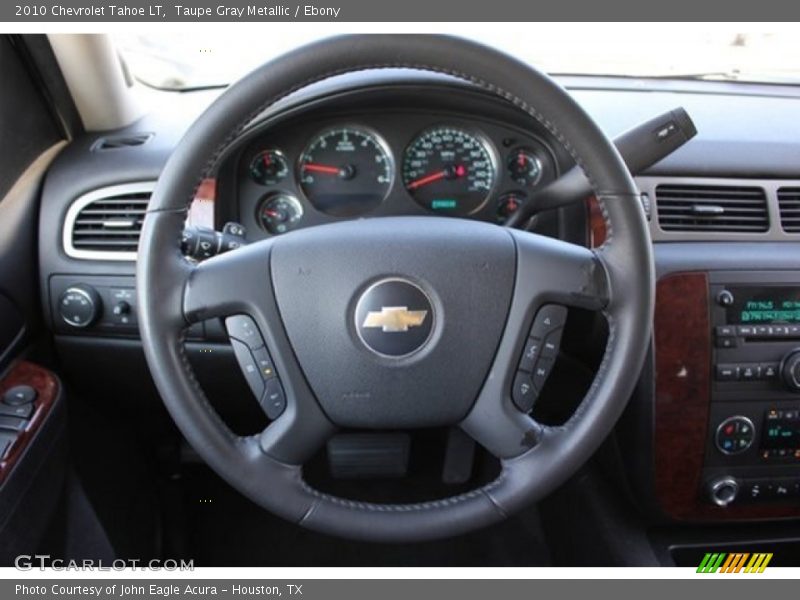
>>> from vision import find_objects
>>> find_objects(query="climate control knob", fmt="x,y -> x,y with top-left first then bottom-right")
707,476 -> 739,507
780,349 -> 800,391
58,284 -> 102,328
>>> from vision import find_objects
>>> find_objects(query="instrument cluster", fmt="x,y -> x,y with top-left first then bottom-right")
235,113 -> 560,237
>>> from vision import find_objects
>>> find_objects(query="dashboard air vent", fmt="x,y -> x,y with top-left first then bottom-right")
655,184 -> 769,233
63,183 -> 154,260
777,187 -> 800,232
92,133 -> 153,151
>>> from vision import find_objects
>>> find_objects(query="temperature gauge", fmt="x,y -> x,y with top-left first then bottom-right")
258,193 -> 304,235
250,150 -> 289,186
507,149 -> 543,188
496,191 -> 528,223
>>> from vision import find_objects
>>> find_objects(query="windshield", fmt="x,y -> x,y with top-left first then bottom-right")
113,25 -> 800,90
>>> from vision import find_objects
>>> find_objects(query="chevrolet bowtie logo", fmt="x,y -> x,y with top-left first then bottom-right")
362,306 -> 428,332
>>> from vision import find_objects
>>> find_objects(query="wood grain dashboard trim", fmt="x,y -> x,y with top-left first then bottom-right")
0,361 -> 59,485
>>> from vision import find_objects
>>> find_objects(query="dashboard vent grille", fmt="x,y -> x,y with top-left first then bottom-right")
777,187 -> 800,232
655,184 -> 769,232
64,183 -> 154,260
92,133 -> 152,151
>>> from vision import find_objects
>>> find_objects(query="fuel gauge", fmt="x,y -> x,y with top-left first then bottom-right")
258,193 -> 304,235
250,150 -> 289,186
507,149 -> 543,188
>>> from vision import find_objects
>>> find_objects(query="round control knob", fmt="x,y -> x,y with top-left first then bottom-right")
715,415 -> 755,455
707,476 -> 739,507
781,349 -> 800,391
717,289 -> 734,306
58,284 -> 101,328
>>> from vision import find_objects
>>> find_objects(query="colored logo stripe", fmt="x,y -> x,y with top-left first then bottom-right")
697,552 -> 773,573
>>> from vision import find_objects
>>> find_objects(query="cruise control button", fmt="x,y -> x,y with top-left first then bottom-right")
541,328 -> 563,360
225,315 -> 264,349
532,358 -> 555,390
251,347 -> 276,380
512,371 -> 537,413
530,305 -> 567,339
3,385 -> 36,406
230,338 -> 265,399
518,338 -> 541,372
261,378 -> 287,420
0,403 -> 33,419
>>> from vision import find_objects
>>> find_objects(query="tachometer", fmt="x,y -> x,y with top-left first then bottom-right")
298,127 -> 393,217
402,127 -> 496,215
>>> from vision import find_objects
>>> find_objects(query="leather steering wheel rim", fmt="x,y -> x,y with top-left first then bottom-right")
136,34 -> 654,543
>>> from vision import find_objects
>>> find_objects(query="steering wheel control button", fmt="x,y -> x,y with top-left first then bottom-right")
518,338 -> 542,372
532,358 -> 555,390
230,339 -> 266,399
355,278 -> 434,358
0,403 -> 34,419
715,416 -> 755,455
512,371 -> 538,413
251,347 -> 276,379
3,385 -> 36,406
529,304 -> 567,340
225,315 -> 264,350
261,378 -> 287,420
541,329 -> 563,360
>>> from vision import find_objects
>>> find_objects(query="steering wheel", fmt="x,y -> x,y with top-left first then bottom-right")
137,35 -> 653,543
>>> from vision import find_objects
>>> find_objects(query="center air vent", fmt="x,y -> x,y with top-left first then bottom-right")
777,187 -> 800,232
63,183 -> 154,260
656,184 -> 769,233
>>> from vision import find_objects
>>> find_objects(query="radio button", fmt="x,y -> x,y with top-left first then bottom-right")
716,364 -> 739,381
716,325 -> 736,337
740,364 -> 760,380
755,325 -> 770,337
716,336 -> 737,349
760,363 -> 779,379
738,325 -> 756,337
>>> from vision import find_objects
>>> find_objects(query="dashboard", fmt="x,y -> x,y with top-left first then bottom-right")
36,70 -> 800,530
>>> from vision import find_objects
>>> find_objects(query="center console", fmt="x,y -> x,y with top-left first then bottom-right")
653,271 -> 800,522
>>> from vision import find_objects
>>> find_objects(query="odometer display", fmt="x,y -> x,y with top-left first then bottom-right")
298,127 -> 393,217
402,127 -> 496,215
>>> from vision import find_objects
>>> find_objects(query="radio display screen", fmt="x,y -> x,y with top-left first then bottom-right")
761,410 -> 800,458
727,286 -> 800,324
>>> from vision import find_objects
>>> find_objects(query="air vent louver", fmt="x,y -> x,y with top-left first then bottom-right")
65,184 -> 154,259
778,187 -> 800,232
656,184 -> 768,232
92,133 -> 152,151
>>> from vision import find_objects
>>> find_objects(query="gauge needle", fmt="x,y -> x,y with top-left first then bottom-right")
406,164 -> 467,190
302,163 -> 341,175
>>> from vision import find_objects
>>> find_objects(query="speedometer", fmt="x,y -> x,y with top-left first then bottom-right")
402,127 -> 496,216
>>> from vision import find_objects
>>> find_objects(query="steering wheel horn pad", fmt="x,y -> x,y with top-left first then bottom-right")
137,35 -> 654,542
